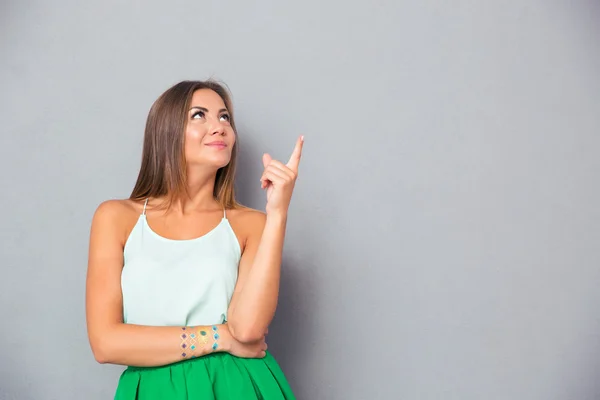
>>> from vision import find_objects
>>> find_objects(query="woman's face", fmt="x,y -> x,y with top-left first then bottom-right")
184,88 -> 235,169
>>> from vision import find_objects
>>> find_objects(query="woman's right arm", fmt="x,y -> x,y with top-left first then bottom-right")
85,201 -> 266,367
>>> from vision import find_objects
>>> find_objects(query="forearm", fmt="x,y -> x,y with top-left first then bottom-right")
91,323 -> 230,367
229,214 -> 287,341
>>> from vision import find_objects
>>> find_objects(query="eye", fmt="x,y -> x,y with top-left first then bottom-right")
191,110 -> 205,119
220,114 -> 231,122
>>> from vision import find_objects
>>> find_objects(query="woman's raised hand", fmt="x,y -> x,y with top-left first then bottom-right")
260,135 -> 304,216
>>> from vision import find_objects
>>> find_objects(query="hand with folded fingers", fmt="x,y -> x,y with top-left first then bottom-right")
260,135 -> 304,216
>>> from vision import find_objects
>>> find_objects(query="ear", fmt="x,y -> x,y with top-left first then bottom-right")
262,153 -> 272,168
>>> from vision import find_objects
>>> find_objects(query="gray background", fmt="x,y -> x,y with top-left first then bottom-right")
1,0 -> 599,399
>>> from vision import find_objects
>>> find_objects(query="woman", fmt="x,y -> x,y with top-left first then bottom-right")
85,80 -> 302,399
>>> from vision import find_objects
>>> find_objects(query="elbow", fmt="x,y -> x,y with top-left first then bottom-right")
94,352 -> 109,364
233,331 -> 265,344
234,330 -> 265,344
90,336 -> 111,364
228,321 -> 266,343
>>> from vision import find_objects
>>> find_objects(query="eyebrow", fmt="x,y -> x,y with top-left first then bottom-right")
189,106 -> 229,113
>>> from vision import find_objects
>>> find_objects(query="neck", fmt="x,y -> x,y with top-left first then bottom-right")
160,168 -> 222,215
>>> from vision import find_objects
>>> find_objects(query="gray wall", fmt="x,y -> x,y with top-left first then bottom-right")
1,1 -> 599,399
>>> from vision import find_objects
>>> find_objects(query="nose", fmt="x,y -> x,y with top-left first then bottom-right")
209,116 -> 226,136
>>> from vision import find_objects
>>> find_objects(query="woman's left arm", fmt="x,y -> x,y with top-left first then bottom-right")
227,136 -> 304,343
227,212 -> 285,343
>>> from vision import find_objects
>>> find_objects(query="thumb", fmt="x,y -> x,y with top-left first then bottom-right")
262,153 -> 272,168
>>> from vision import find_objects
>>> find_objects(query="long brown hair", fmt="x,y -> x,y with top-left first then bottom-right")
129,80 -> 241,210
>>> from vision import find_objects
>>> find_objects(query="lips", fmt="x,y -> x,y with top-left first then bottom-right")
205,141 -> 227,148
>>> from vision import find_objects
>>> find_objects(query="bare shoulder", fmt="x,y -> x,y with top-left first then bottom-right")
226,206 -> 266,240
91,199 -> 142,245
93,199 -> 139,222
228,206 -> 266,224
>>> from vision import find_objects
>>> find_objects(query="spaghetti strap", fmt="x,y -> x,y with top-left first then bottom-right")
223,207 -> 227,219
142,198 -> 149,216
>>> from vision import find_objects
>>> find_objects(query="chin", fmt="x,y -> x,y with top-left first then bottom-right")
187,154 -> 231,169
207,157 -> 231,170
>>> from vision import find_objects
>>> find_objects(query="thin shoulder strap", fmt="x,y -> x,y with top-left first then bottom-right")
142,198 -> 149,216
223,207 -> 227,219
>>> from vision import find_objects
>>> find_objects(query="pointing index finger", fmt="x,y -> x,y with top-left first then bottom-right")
286,135 -> 304,172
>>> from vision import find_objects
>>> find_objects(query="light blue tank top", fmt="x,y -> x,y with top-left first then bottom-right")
121,199 -> 241,327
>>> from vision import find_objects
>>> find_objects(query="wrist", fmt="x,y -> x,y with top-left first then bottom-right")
191,324 -> 227,354
265,212 -> 288,225
214,324 -> 232,353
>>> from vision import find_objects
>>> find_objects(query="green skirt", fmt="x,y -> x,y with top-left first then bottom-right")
114,351 -> 295,399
